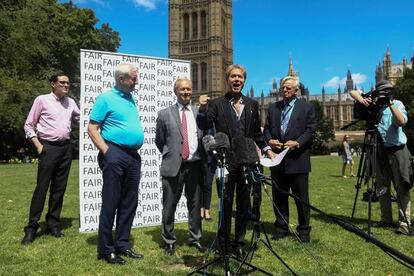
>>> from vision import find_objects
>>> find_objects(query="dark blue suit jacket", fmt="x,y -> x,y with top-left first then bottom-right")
263,98 -> 316,174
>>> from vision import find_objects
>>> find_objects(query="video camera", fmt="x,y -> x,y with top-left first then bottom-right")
353,80 -> 394,125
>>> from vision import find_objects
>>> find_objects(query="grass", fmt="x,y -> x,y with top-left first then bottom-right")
0,156 -> 413,275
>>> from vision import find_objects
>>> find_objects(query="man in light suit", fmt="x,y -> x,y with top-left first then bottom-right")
155,77 -> 206,256
263,76 -> 316,243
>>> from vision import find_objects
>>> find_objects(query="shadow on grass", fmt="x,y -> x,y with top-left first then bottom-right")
35,217 -> 76,237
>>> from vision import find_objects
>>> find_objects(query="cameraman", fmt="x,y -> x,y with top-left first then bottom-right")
350,80 -> 412,235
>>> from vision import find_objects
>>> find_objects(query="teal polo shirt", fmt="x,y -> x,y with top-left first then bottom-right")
90,87 -> 144,149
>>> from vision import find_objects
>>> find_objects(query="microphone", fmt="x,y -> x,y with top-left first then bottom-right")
232,137 -> 259,165
245,138 -> 260,164
232,137 -> 248,164
202,134 -> 216,152
214,132 -> 230,151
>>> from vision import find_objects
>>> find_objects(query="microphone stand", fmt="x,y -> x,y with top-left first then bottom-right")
189,153 -> 269,275
235,166 -> 296,275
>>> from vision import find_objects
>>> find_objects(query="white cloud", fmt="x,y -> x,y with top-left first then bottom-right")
351,73 -> 368,86
324,76 -> 340,88
324,73 -> 367,89
132,0 -> 164,11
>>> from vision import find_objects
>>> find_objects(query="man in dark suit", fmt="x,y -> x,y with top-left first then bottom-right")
263,76 -> 316,243
155,78 -> 206,256
197,64 -> 266,259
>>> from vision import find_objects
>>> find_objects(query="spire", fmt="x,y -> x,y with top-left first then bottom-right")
250,85 -> 254,98
383,47 -> 392,79
272,78 -> 277,91
287,54 -> 296,77
347,68 -> 352,79
345,68 -> 353,93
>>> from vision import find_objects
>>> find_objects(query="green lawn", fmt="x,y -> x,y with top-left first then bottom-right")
0,156 -> 413,275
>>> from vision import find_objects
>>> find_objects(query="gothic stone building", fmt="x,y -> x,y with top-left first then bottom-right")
168,0 -> 233,100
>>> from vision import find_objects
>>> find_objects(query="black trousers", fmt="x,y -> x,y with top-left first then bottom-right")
271,170 -> 311,236
201,161 -> 216,209
24,142 -> 72,232
217,164 -> 250,248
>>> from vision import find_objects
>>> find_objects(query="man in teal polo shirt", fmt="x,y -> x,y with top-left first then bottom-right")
88,63 -> 144,264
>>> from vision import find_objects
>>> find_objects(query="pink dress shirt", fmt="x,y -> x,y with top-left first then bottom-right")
24,92 -> 80,141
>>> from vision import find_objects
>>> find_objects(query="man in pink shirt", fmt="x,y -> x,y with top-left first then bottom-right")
21,72 -> 80,245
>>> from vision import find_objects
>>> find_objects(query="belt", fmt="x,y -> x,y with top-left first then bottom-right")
39,138 -> 70,146
106,141 -> 138,154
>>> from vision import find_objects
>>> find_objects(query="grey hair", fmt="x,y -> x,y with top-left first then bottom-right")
115,63 -> 136,80
174,77 -> 192,92
281,76 -> 299,90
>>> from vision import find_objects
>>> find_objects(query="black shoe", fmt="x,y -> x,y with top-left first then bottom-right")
189,241 -> 206,253
98,253 -> 126,264
21,231 -> 35,245
272,232 -> 288,240
116,249 -> 143,259
298,234 -> 310,243
48,228 -> 64,238
164,244 -> 175,256
373,221 -> 394,228
233,247 -> 246,260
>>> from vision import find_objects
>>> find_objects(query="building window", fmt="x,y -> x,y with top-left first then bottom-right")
201,62 -> 207,90
183,13 -> 189,40
201,11 -> 207,37
192,63 -> 198,91
192,12 -> 198,39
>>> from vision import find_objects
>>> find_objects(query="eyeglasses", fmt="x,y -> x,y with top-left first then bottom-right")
58,81 -> 70,85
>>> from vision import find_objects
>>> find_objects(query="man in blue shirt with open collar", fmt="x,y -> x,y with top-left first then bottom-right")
350,80 -> 412,236
88,63 -> 144,264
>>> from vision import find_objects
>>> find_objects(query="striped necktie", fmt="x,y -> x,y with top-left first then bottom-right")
281,103 -> 292,138
181,106 -> 190,160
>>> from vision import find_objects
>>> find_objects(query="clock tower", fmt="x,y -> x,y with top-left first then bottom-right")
168,0 -> 233,100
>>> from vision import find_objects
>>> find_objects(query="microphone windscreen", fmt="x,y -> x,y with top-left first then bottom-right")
214,132 -> 230,150
202,134 -> 215,152
231,137 -> 248,164
245,138 -> 260,164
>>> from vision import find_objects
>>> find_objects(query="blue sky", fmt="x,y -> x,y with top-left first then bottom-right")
67,0 -> 414,95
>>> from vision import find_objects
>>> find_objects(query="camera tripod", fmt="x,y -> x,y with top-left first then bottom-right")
351,126 -> 411,236
351,127 -> 379,236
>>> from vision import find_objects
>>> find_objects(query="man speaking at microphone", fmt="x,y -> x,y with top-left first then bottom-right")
155,78 -> 205,256
263,76 -> 316,243
197,64 -> 266,259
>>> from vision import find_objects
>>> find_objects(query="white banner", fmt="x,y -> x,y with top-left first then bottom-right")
79,49 -> 190,232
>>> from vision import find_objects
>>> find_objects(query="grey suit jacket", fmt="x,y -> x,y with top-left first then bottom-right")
155,103 -> 204,177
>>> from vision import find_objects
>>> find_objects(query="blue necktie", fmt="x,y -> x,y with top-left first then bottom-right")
281,103 -> 292,139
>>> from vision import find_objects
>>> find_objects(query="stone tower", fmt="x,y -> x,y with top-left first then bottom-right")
345,69 -> 353,93
168,0 -> 233,100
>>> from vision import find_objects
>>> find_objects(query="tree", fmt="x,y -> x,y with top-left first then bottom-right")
310,100 -> 335,155
394,68 -> 414,153
0,0 -> 120,160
